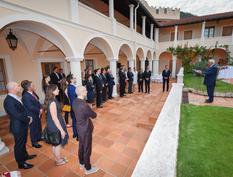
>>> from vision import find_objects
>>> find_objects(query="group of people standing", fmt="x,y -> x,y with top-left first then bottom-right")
3,64 -> 173,175
119,66 -> 152,96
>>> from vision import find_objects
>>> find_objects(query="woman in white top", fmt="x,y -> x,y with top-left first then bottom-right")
133,67 -> 138,92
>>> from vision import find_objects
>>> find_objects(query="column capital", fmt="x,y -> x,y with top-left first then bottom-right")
152,59 -> 159,61
129,4 -> 135,8
128,58 -> 135,61
142,16 -> 146,20
108,58 -> 118,62
66,56 -> 84,62
150,24 -> 154,27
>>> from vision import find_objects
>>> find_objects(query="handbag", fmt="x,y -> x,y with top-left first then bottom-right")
42,127 -> 61,146
62,105 -> 71,112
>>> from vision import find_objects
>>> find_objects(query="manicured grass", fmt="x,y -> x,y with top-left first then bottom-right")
177,104 -> 233,177
184,73 -> 233,93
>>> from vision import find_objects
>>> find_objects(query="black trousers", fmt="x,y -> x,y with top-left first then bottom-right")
128,80 -> 133,93
119,82 -> 125,96
145,80 -> 150,93
138,81 -> 143,92
96,91 -> 103,107
108,85 -> 113,98
78,130 -> 92,170
102,86 -> 107,101
13,130 -> 28,165
64,112 -> 69,124
163,79 -> 169,91
207,85 -> 215,102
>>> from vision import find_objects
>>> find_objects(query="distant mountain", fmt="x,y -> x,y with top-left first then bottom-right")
180,11 -> 196,18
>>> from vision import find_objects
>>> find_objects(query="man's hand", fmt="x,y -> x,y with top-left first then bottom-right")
28,116 -> 33,124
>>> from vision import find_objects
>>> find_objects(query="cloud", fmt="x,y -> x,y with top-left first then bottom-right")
145,0 -> 233,16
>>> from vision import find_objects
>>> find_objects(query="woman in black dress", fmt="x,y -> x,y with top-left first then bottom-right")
43,84 -> 69,166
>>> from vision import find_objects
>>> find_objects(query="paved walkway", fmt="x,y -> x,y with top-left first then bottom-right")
188,92 -> 233,108
0,83 -> 169,177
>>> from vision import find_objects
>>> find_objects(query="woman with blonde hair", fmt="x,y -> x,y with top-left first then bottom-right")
43,84 -> 69,166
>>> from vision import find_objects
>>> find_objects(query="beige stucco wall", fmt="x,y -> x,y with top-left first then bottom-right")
4,0 -> 71,20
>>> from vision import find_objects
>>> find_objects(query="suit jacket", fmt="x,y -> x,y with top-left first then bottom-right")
106,73 -> 115,86
204,64 -> 218,86
162,69 -> 171,80
67,84 -> 77,105
101,73 -> 108,87
144,70 -> 151,81
50,72 -> 61,86
4,95 -> 30,133
119,70 -> 126,84
22,92 -> 42,120
72,98 -> 97,133
94,75 -> 103,92
127,71 -> 134,81
137,72 -> 144,82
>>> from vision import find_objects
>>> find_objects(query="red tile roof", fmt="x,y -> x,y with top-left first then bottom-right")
158,11 -> 233,28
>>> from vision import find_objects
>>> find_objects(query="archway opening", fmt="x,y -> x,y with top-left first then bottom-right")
159,51 -> 172,73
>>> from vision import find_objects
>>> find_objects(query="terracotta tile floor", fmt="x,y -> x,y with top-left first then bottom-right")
188,92 -> 233,108
0,83 -> 169,177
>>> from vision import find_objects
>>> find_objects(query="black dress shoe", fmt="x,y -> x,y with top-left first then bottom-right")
205,100 -> 213,103
18,162 -> 34,169
32,143 -> 42,148
25,154 -> 37,160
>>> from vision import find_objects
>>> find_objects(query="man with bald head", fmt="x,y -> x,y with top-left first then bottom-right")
4,82 -> 36,169
203,59 -> 218,103
72,86 -> 99,175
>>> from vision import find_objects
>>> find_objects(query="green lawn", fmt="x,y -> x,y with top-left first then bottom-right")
184,73 -> 233,93
177,104 -> 233,177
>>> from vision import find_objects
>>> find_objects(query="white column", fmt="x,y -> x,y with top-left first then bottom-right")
70,0 -> 79,23
152,59 -> 159,75
109,59 -> 118,97
66,57 -> 82,86
129,4 -> 134,30
231,27 -> 233,44
201,21 -> 206,45
0,138 -> 9,156
129,59 -> 134,69
142,16 -> 146,36
141,59 -> 145,71
172,55 -> 177,78
174,25 -> 178,47
150,24 -> 154,40
155,28 -> 159,43
109,0 -> 114,19
149,60 -> 152,71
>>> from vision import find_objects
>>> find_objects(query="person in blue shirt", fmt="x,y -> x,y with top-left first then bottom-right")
67,74 -> 78,139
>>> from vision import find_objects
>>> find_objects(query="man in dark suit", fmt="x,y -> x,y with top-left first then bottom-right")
72,86 -> 99,175
203,59 -> 218,103
144,66 -> 152,94
21,80 -> 42,148
127,67 -> 134,94
137,69 -> 144,92
119,66 -> 126,97
106,68 -> 115,99
162,65 -> 171,92
100,68 -> 108,102
3,82 -> 36,169
94,68 -> 103,108
49,67 -> 61,86
58,68 -> 66,79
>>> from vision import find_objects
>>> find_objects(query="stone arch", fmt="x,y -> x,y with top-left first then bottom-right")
159,51 -> 172,73
81,35 -> 114,60
0,14 -> 76,57
118,43 -> 133,60
146,50 -> 152,60
210,48 -> 228,65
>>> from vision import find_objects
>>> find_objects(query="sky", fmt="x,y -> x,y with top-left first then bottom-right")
145,0 -> 233,16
